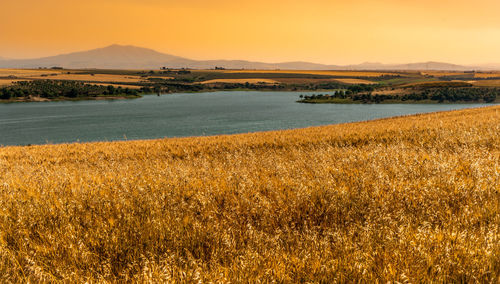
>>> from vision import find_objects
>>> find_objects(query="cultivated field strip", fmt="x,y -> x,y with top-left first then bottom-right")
0,106 -> 499,282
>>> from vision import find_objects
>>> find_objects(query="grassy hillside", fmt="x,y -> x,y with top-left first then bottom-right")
0,106 -> 499,282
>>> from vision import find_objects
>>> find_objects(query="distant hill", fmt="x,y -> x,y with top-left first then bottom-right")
345,61 -> 473,71
0,45 -> 196,69
0,44 -> 489,70
475,63 -> 500,70
0,45 -> 342,70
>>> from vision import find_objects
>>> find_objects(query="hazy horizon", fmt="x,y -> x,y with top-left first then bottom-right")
2,0 -> 500,65
0,44 -> 498,68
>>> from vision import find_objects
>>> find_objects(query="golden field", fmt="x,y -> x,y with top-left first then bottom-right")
28,73 -> 145,83
0,80 -> 141,90
200,78 -> 278,84
0,69 -> 146,88
0,79 -> 29,86
0,106 -> 499,282
475,72 -> 500,79
472,80 -> 500,87
332,78 -> 376,84
223,70 -> 402,77
420,71 -> 467,77
0,69 -> 65,77
273,78 -> 346,84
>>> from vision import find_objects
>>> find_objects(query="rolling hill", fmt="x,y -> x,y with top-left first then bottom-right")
0,45 -> 343,70
0,45 -> 196,69
345,61 -> 473,71
0,44 -> 483,70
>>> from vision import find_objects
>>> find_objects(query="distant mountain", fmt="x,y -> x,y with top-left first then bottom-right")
475,63 -> 500,70
0,44 -> 485,70
345,61 -> 472,71
0,45 -> 342,70
347,62 -> 386,69
0,45 -> 195,69
393,62 -> 470,71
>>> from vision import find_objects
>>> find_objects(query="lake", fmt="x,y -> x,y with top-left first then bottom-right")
0,91 -> 494,146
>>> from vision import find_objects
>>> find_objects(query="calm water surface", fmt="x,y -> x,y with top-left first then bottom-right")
0,91 -> 494,146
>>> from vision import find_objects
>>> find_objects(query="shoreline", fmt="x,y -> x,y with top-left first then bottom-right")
0,94 -> 142,103
3,89 -> 499,104
297,98 -> 500,104
1,104 -> 497,148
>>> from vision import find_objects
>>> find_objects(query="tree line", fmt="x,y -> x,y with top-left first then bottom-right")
299,87 -> 500,103
0,80 -> 140,100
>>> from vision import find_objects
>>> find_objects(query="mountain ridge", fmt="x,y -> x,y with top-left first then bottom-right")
0,44 -> 493,70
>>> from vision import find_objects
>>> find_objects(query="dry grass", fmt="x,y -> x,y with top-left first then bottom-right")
0,106 -> 499,282
0,69 -> 65,77
400,81 -> 472,88
475,73 -> 500,79
0,79 -> 31,86
0,69 -> 144,84
421,71 -> 467,77
223,70 -> 402,77
333,78 -> 376,84
418,72 -> 500,79
272,77 -> 374,85
200,78 -> 278,84
372,88 -> 412,95
29,74 -> 144,83
274,78 -> 344,84
472,80 -> 500,87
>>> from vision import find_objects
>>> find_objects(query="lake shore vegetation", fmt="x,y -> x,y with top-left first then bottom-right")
3,68 -> 500,103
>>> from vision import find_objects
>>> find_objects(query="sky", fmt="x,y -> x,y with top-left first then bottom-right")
1,0 -> 500,65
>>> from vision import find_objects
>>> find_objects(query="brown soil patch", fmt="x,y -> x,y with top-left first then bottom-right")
201,79 -> 278,84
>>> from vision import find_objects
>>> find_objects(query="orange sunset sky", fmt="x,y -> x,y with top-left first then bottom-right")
1,0 -> 500,65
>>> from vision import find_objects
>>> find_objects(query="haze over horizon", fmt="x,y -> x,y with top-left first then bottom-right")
2,0 -> 500,65
0,44 -> 493,68
0,44 -> 485,70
